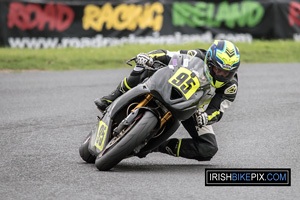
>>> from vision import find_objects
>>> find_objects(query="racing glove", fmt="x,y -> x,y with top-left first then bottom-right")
135,53 -> 154,67
196,110 -> 208,128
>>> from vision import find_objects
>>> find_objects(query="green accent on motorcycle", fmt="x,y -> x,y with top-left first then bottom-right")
94,121 -> 108,151
149,52 -> 166,58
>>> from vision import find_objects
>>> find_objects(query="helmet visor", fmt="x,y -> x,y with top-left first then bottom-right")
211,64 -> 235,83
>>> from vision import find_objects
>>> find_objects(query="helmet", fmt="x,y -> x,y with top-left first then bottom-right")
204,40 -> 240,88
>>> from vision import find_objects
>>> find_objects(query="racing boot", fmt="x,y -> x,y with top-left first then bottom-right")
157,138 -> 180,157
136,139 -> 179,158
94,82 -> 126,112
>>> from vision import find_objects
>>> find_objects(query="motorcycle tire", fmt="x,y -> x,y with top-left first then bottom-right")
95,111 -> 158,171
79,132 -> 96,163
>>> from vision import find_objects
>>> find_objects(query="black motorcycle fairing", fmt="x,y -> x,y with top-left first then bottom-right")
142,55 -> 211,121
88,116 -> 113,156
107,84 -> 151,120
113,106 -> 161,136
105,54 -> 210,122
144,67 -> 203,121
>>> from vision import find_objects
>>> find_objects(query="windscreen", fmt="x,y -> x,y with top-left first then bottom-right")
168,54 -> 203,79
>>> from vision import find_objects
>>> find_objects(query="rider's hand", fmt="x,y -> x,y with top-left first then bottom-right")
136,53 -> 154,67
196,110 -> 208,128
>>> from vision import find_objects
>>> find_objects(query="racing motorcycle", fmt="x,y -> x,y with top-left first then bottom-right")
79,54 -> 212,171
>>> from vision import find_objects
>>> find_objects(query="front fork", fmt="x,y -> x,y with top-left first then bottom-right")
133,94 -> 172,128
106,94 -> 172,156
114,94 -> 172,136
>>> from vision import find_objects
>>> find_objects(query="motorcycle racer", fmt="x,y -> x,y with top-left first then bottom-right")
94,40 -> 240,161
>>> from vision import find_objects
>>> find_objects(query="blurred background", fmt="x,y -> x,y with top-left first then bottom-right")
0,0 -> 299,71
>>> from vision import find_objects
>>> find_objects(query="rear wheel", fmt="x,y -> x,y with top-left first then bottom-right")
95,111 -> 158,171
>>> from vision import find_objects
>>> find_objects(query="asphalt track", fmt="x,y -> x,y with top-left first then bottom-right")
0,63 -> 299,200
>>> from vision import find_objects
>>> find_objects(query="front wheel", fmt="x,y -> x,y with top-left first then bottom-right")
95,111 -> 158,171
79,131 -> 96,163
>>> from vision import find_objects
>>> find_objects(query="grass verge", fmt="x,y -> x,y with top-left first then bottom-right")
0,40 -> 299,71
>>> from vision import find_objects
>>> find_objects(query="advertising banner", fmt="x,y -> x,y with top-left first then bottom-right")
0,0 -> 299,48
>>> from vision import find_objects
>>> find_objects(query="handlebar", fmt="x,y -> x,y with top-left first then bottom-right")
125,57 -> 167,70
126,57 -> 136,66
